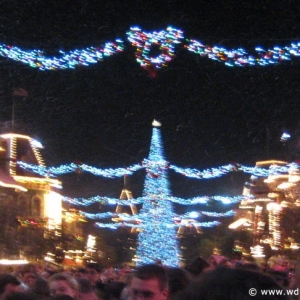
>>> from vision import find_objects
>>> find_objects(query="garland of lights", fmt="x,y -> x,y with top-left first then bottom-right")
17,160 -> 297,178
17,161 -> 143,178
0,41 -> 124,70
62,194 -> 245,206
80,209 -> 235,220
2,26 -> 300,74
94,220 -> 221,229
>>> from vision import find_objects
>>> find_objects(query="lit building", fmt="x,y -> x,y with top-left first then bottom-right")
229,159 -> 300,253
0,133 -> 62,258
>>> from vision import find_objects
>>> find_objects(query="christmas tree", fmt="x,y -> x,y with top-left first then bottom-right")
135,120 -> 180,266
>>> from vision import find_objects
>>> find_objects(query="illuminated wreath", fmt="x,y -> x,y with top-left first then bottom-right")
127,26 -> 183,71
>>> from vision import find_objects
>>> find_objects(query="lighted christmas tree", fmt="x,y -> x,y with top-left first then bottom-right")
18,121 -> 249,266
135,120 -> 180,266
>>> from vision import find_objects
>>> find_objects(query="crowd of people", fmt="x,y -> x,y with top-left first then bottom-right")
0,254 -> 298,299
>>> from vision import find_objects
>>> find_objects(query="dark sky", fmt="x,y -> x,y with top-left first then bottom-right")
0,0 -> 300,197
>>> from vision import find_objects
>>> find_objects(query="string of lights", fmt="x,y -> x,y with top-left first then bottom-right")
62,195 -> 125,206
17,161 -> 143,178
95,220 -> 221,229
17,160 -> 294,178
200,210 -> 236,217
185,40 -> 295,67
80,163 -> 143,177
80,209 -> 235,220
62,194 -> 246,206
1,26 -> 300,72
0,41 -> 124,70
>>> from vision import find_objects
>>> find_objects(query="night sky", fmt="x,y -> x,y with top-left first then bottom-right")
0,1 -> 300,199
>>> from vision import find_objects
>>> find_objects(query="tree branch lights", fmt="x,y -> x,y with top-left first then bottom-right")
2,26 -> 300,72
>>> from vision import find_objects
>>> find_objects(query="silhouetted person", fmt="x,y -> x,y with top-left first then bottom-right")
185,257 -> 210,279
166,267 -> 191,299
76,278 -> 101,300
0,274 -> 22,300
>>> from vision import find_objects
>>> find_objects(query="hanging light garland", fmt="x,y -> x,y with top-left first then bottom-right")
62,194 -> 246,207
17,161 -> 143,178
17,160 -> 295,179
0,41 -> 124,70
81,209 -> 235,220
185,40 -> 294,67
94,220 -> 221,230
1,26 -> 300,73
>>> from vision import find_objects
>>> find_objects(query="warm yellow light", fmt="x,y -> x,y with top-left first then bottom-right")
268,193 -> 280,199
44,256 -> 55,262
255,205 -> 263,214
0,180 -> 27,192
256,160 -> 287,166
86,235 -> 96,249
264,178 -> 275,183
0,259 -> 28,265
14,176 -> 62,190
267,202 -> 282,211
289,175 -> 300,183
250,245 -> 265,258
0,133 -> 32,140
277,182 -> 295,190
254,198 -> 272,202
291,243 -> 300,250
44,191 -> 62,230
228,218 -> 248,229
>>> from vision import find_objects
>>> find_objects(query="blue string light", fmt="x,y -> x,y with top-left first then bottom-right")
17,160 -> 294,179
